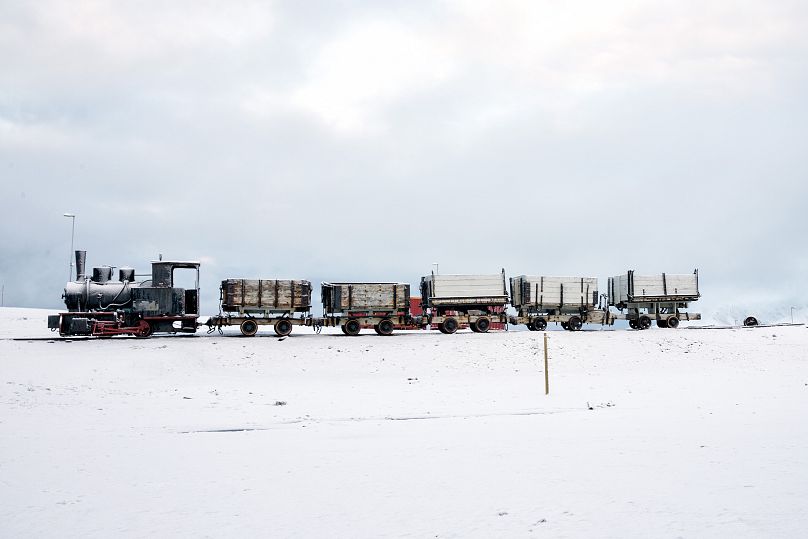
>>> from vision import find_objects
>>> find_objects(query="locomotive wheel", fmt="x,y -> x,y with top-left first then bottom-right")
744,316 -> 759,327
377,319 -> 394,336
344,319 -> 361,336
628,319 -> 638,330
240,319 -> 259,337
442,317 -> 458,334
134,320 -> 153,338
666,316 -> 680,329
657,319 -> 669,328
474,317 -> 491,333
274,319 -> 293,337
567,316 -> 583,332
638,315 -> 652,330
533,318 -> 547,331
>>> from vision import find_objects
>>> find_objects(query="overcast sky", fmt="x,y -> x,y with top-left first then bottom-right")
1,1 -> 806,321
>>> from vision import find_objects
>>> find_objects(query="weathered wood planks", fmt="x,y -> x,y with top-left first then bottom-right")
321,282 -> 411,313
221,279 -> 312,313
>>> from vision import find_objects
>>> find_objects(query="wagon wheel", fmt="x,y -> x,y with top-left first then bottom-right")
638,315 -> 652,330
474,316 -> 491,333
665,316 -> 680,329
743,316 -> 758,327
274,319 -> 293,337
533,317 -> 547,331
568,316 -> 583,331
377,319 -> 394,336
656,318 -> 669,328
560,322 -> 570,331
526,322 -> 536,331
442,317 -> 458,334
628,319 -> 638,330
437,323 -> 447,334
469,322 -> 480,332
134,320 -> 153,338
240,319 -> 259,337
340,324 -> 349,335
344,319 -> 361,336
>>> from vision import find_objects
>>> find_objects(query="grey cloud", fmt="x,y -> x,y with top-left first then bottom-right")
1,1 -> 806,322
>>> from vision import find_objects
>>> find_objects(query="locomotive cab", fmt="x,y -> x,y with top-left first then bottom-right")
148,261 -> 200,316
130,260 -> 201,335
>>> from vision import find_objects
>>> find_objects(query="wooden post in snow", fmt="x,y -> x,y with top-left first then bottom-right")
544,332 -> 549,395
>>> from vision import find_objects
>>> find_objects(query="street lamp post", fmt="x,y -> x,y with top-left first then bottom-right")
64,213 -> 76,281
791,306 -> 796,324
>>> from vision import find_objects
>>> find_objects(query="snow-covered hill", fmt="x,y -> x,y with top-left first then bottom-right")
706,303 -> 808,326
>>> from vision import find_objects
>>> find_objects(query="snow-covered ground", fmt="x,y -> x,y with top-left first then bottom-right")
1,307 -> 807,538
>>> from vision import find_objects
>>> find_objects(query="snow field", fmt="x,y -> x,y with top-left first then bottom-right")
1,307 -> 807,538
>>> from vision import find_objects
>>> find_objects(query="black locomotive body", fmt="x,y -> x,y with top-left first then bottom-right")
49,250 -> 200,337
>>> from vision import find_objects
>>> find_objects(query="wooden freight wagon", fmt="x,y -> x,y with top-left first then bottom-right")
419,271 -> 509,334
321,282 -> 413,336
607,270 -> 701,329
509,275 -> 614,331
221,279 -> 311,315
206,278 -> 316,336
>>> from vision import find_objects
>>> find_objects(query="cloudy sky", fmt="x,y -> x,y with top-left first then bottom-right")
1,1 -> 806,320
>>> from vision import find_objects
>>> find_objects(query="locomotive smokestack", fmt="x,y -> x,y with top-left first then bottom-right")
75,250 -> 86,281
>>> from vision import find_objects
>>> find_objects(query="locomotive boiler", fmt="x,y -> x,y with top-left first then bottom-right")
48,250 -> 201,337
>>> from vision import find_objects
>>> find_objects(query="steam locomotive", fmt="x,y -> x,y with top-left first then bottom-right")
48,250 -> 200,337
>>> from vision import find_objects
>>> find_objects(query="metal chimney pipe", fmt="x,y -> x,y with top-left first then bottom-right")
75,250 -> 87,281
